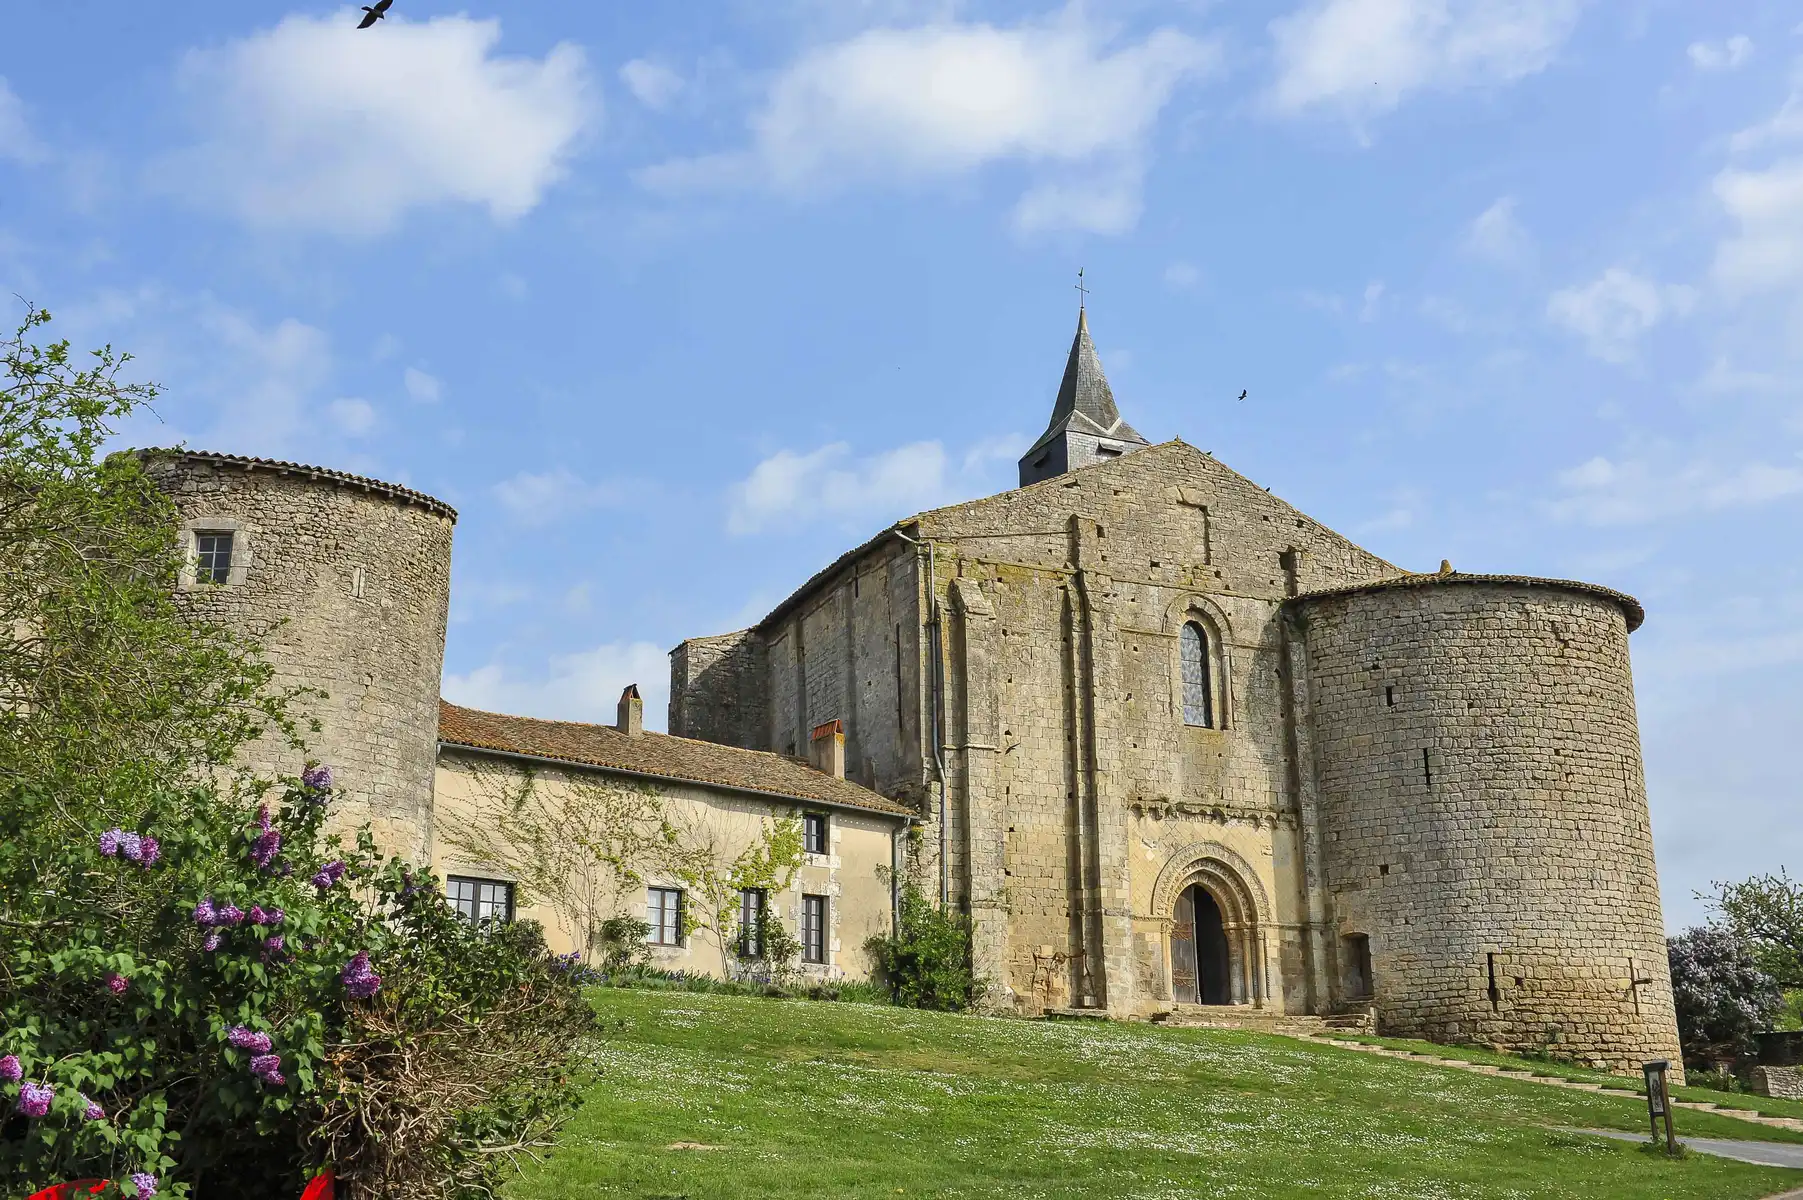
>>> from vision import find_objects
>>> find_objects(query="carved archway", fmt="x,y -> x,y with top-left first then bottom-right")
1151,842 -> 1272,1007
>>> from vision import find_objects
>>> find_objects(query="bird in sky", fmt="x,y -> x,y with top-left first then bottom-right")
357,0 -> 393,29
1237,389 -> 1248,401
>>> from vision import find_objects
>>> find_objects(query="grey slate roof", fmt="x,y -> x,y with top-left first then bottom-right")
1292,571 -> 1646,633
135,448 -> 457,521
1023,310 -> 1149,458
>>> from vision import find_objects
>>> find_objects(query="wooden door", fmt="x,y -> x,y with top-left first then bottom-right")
1171,887 -> 1199,1003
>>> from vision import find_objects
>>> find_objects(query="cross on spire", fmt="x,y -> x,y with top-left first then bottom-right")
1075,267 -> 1088,312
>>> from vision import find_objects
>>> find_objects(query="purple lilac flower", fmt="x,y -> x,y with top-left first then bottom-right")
249,1054 -> 285,1086
219,904 -> 245,926
138,835 -> 160,867
99,828 -> 124,857
301,764 -> 333,793
255,804 -> 272,833
17,1081 -> 52,1117
202,931 -> 222,952
227,1026 -> 272,1053
120,832 -> 144,863
82,1095 -> 104,1121
193,898 -> 218,926
0,1055 -> 20,1082
248,905 -> 284,926
311,860 -> 347,890
263,935 -> 286,956
129,1171 -> 158,1198
341,951 -> 381,999
251,828 -> 282,871
105,972 -> 129,996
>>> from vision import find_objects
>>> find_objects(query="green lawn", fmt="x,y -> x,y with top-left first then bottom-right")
508,990 -> 1803,1200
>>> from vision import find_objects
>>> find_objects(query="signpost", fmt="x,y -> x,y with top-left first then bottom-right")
1642,1060 -> 1678,1155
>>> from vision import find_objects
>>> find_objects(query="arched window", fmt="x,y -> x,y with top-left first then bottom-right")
1181,621 -> 1214,727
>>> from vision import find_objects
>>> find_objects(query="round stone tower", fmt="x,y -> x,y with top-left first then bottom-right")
140,450 -> 456,864
1293,573 -> 1683,1078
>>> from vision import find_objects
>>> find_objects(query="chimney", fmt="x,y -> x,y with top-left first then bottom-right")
616,684 -> 644,738
809,719 -> 845,779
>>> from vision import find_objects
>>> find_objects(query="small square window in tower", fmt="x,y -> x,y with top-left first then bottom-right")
801,894 -> 828,963
195,531 -> 234,585
803,811 -> 829,855
1180,622 -> 1215,727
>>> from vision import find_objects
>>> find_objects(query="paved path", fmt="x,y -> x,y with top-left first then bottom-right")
1563,1127 -> 1803,1169
1297,1034 -> 1803,1135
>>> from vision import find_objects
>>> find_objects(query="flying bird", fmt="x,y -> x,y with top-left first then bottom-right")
1237,390 -> 1248,401
357,0 -> 393,29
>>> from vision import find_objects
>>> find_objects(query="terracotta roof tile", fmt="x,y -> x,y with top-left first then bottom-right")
136,449 -> 457,521
437,701 -> 914,819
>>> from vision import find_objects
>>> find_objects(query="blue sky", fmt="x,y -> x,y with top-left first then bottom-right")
3,1 -> 1799,928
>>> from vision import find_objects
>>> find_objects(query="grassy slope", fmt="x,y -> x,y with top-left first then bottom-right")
1319,1032 -> 1803,1123
509,991 -> 1802,1200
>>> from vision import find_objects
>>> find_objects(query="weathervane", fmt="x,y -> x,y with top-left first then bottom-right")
1075,267 -> 1089,313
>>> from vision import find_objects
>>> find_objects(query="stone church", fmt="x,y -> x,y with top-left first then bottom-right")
139,307 -> 1685,1079
668,310 -> 1684,1075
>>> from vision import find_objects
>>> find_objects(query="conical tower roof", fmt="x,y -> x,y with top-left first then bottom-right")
1018,310 -> 1149,485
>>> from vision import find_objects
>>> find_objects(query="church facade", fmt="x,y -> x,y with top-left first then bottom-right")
671,312 -> 1684,1076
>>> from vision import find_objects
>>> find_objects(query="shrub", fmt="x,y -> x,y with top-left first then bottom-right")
867,886 -> 987,1012
1668,924 -> 1784,1072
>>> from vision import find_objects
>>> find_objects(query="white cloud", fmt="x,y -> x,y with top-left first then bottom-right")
328,397 -> 377,435
160,12 -> 593,235
1712,159 -> 1803,297
1546,453 -> 1803,525
728,435 -> 1023,535
443,640 -> 671,731
1466,195 -> 1532,263
1267,0 -> 1583,123
1164,260 -> 1200,290
1546,267 -> 1696,363
1359,280 -> 1386,321
621,58 -> 684,110
0,77 -> 44,164
492,466 -> 626,526
638,13 -> 1216,235
404,366 -> 442,403
1688,35 -> 1753,72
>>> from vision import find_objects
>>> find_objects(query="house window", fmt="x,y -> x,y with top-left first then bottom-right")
446,876 -> 513,925
801,894 -> 827,963
647,886 -> 684,946
195,531 -> 235,585
1180,621 -> 1215,727
738,888 -> 766,958
803,811 -> 829,855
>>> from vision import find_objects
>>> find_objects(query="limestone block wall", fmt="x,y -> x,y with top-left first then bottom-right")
143,452 -> 453,864
669,629 -> 768,749
1296,578 -> 1683,1078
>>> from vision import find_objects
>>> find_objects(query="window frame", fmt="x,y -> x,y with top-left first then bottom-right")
738,887 -> 766,959
194,530 -> 235,585
801,893 -> 827,964
1180,620 -> 1216,728
802,811 -> 829,856
647,886 -> 684,947
445,875 -> 515,926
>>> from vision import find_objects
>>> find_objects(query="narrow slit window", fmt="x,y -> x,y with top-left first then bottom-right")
1180,622 -> 1215,728
1385,686 -> 1395,708
1486,952 -> 1501,1011
195,531 -> 234,585
1422,748 -> 1433,788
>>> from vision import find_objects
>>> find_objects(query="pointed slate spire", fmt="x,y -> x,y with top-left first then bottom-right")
1018,309 -> 1150,487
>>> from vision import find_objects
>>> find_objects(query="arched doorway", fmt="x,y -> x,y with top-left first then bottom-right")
1171,885 -> 1234,1005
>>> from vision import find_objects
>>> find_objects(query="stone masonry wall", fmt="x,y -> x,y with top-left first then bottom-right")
668,629 -> 768,750
145,456 -> 453,864
1298,582 -> 1684,1078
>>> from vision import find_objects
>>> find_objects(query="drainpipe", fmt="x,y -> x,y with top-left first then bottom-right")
892,528 -> 949,908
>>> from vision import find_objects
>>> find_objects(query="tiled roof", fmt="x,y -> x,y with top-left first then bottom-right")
136,449 -> 457,521
1291,571 -> 1645,633
1023,308 -> 1148,459
437,701 -> 914,819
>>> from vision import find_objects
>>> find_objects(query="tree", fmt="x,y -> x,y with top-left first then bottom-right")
0,307 -> 593,1199
1667,925 -> 1784,1070
1705,868 -> 1803,990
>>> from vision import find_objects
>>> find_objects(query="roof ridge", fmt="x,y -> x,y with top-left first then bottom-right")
135,448 -> 457,521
